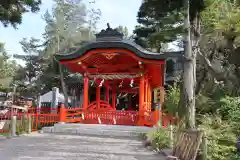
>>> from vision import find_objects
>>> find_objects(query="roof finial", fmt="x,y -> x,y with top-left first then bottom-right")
107,23 -> 111,29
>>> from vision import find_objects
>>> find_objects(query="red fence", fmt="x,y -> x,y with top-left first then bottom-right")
31,108 -> 59,131
0,107 -> 177,134
82,110 -> 139,125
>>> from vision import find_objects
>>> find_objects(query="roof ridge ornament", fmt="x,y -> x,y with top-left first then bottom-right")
96,23 -> 124,41
107,23 -> 111,30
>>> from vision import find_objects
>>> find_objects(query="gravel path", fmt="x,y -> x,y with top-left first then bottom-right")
0,133 -> 166,160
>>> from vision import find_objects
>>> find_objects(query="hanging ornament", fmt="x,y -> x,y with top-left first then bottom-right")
130,79 -> 134,87
119,80 -> 123,88
99,79 -> 104,87
122,93 -> 128,97
118,92 -> 122,98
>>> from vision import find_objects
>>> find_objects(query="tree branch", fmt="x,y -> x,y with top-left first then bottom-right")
197,49 -> 237,85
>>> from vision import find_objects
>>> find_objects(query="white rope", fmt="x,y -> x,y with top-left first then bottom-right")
91,77 -> 96,86
122,93 -> 128,97
130,79 -> 134,87
99,79 -> 104,87
113,118 -> 116,125
98,117 -> 102,124
81,113 -> 85,120
119,80 -> 123,87
118,92 -> 122,98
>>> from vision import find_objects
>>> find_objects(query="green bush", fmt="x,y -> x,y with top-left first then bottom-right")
199,115 -> 238,160
216,96 -> 240,120
147,127 -> 171,150
165,86 -> 180,116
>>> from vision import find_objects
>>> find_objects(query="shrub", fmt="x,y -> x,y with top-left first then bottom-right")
199,115 -> 238,160
216,96 -> 240,120
164,86 -> 180,116
147,127 -> 171,150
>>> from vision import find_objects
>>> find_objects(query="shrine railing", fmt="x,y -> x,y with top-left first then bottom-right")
87,100 -> 115,111
0,106 -> 178,134
82,110 -> 139,125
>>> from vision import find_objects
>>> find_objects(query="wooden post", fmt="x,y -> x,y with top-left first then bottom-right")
35,109 -> 39,131
59,104 -> 66,123
11,115 -> 17,137
51,87 -> 59,112
160,86 -> 165,126
83,76 -> 89,110
37,93 -> 41,114
27,114 -> 32,133
202,131 -> 208,160
96,86 -> 101,110
169,125 -> 174,149
160,87 -> 165,110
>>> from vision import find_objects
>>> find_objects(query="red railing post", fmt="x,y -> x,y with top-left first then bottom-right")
35,109 -> 39,130
59,104 -> 66,123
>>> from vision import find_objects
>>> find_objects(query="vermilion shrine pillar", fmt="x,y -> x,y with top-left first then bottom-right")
147,82 -> 152,112
139,76 -> 145,125
83,76 -> 89,110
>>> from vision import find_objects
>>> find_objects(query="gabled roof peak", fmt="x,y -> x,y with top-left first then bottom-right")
96,23 -> 124,41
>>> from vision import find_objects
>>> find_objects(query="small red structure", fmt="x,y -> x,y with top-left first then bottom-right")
55,25 -> 180,126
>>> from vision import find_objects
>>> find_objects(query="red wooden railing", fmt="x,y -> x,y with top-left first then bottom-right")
83,110 -> 139,125
0,106 -> 178,134
87,100 -> 115,111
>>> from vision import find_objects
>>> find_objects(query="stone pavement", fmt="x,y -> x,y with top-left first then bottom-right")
0,133 -> 166,160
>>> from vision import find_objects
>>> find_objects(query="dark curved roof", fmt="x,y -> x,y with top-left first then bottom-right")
55,26 -> 183,61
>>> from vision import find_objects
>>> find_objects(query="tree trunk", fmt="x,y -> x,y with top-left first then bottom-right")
59,63 -> 69,107
180,0 -> 196,129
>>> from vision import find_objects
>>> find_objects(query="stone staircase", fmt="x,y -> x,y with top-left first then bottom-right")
41,123 -> 154,138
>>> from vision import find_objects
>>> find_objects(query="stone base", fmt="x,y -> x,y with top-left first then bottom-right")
41,123 -> 154,138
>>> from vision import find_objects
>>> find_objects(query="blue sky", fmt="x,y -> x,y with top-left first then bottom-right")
0,0 -> 141,58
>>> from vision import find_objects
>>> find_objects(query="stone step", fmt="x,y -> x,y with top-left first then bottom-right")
54,123 -> 153,132
42,127 -> 141,137
41,123 -> 154,138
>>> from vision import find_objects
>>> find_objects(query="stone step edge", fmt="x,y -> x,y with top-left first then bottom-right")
41,127 -> 145,136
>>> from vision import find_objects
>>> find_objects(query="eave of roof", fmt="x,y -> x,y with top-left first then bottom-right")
55,40 -> 183,61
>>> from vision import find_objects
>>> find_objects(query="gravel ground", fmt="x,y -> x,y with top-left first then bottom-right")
0,133 -> 166,160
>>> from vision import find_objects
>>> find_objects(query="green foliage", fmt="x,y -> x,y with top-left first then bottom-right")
147,127 -> 171,149
133,0 -> 206,50
0,43 -> 18,79
12,0 -> 101,97
216,96 -> 240,121
115,26 -> 129,39
0,0 -> 42,28
164,85 -> 240,159
164,86 -> 180,116
199,115 -> 238,160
